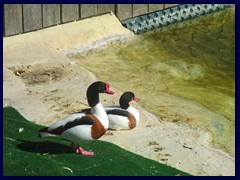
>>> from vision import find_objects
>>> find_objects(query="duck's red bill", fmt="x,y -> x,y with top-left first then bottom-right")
133,97 -> 140,102
104,84 -> 115,95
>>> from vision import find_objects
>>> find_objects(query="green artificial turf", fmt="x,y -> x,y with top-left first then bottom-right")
3,106 -> 191,176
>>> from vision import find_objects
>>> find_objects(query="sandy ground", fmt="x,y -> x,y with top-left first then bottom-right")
3,13 -> 235,176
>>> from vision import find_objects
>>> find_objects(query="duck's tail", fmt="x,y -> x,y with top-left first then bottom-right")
38,127 -> 57,138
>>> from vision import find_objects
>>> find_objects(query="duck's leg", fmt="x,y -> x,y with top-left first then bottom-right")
70,142 -> 94,156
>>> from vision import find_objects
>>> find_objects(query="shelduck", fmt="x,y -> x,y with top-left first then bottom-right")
105,91 -> 140,130
39,81 -> 114,156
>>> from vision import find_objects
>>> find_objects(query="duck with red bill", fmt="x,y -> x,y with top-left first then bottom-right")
105,91 -> 140,130
39,81 -> 114,156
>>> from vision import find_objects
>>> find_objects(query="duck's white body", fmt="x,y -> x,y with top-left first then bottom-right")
105,105 -> 139,130
40,103 -> 109,143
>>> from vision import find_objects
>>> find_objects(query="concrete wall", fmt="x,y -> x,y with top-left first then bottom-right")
3,4 -> 178,37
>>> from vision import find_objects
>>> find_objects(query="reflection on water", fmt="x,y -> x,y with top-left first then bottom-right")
74,7 -> 235,156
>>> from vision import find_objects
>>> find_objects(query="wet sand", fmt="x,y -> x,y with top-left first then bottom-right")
3,13 -> 235,176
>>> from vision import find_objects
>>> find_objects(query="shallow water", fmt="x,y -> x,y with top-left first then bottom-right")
73,7 -> 235,156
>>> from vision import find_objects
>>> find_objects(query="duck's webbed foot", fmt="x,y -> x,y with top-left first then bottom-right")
70,142 -> 94,156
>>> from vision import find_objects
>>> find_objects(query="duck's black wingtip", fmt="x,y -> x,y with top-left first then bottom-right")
38,127 -> 49,138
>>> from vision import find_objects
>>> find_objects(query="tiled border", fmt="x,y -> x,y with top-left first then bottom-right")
121,4 -> 232,34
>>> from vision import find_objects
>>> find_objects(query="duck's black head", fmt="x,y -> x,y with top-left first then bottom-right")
87,81 -> 114,107
119,91 -> 140,109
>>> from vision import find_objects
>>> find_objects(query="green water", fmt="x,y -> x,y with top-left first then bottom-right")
73,7 -> 235,157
